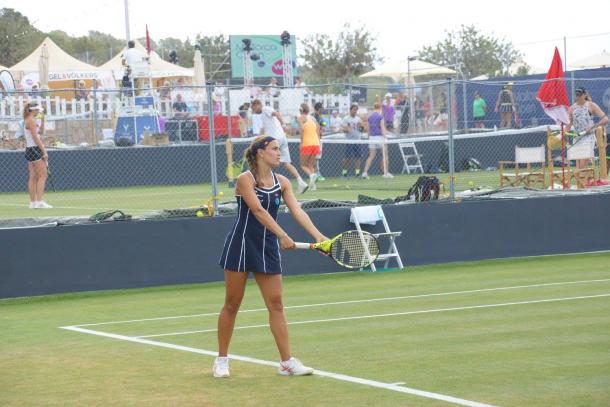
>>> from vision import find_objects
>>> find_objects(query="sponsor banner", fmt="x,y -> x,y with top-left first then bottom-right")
230,35 -> 298,78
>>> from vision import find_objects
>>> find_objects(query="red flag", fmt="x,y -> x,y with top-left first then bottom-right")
146,24 -> 151,56
536,47 -> 569,124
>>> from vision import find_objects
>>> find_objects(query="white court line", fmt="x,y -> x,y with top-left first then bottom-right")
59,325 -> 495,407
136,293 -> 610,338
74,278 -> 610,328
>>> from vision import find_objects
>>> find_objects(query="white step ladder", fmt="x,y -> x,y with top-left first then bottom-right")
399,141 -> 424,174
349,205 -> 404,272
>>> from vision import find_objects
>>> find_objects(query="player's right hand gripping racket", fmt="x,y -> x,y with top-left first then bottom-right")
294,230 -> 380,269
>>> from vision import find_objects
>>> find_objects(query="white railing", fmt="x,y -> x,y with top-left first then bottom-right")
0,90 -> 351,121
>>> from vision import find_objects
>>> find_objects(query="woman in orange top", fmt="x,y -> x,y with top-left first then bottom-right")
297,103 -> 320,190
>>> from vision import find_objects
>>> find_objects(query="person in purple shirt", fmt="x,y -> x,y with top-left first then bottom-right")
382,93 -> 395,131
362,102 -> 393,179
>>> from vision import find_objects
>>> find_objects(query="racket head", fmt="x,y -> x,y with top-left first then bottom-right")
329,230 -> 380,269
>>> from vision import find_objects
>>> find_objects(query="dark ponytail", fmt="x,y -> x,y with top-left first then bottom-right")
244,135 -> 275,186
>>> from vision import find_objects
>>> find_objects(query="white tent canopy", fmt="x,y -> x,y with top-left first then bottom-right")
9,37 -> 104,82
360,59 -> 456,81
99,40 -> 193,79
569,51 -> 610,69
0,64 -> 8,71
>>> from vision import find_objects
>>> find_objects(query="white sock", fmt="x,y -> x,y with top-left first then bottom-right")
298,177 -> 306,184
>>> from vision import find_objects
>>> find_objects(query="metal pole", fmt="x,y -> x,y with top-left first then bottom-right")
563,36 -> 567,73
447,78 -> 455,199
570,71 -> 575,104
92,79 -> 98,145
131,75 -> 137,144
226,78 -> 231,136
347,78 -> 352,107
123,0 -> 130,42
462,79 -> 468,132
206,81 -> 219,215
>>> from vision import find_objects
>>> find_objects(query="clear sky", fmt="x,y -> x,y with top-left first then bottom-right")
3,0 -> 610,70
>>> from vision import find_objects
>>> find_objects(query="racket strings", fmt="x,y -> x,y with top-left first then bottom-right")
331,231 -> 379,268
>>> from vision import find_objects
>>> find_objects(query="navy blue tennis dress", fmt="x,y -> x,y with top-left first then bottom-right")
219,171 -> 283,274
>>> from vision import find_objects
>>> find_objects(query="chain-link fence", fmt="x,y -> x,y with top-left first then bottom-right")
1,74 -> 609,221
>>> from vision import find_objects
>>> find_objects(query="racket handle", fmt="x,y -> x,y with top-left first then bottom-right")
294,242 -> 312,250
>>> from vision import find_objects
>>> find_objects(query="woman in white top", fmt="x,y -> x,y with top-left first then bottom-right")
567,87 -> 609,169
23,102 -> 52,209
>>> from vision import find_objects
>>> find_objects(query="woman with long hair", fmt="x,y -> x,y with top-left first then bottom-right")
23,102 -> 52,209
215,135 -> 327,378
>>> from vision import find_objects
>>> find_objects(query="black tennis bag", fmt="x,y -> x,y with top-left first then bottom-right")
406,176 -> 440,202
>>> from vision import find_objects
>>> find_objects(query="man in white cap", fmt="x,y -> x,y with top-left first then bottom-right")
382,92 -> 395,132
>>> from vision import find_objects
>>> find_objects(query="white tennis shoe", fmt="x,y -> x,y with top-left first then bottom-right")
37,201 -> 53,209
212,356 -> 230,378
297,180 -> 309,194
308,173 -> 318,191
278,357 -> 314,376
382,173 -> 394,179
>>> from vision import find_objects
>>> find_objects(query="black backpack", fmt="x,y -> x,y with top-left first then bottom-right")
406,176 -> 441,202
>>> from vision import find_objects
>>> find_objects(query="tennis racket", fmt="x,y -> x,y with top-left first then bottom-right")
45,161 -> 56,193
294,230 -> 380,269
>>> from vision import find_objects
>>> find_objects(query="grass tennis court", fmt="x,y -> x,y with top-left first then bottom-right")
2,252 -> 609,406
0,170 -> 502,219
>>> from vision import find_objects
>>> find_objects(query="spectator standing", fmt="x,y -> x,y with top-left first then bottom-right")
395,92 -> 409,134
341,103 -> 363,178
251,99 -> 309,193
362,102 -> 393,179
329,110 -> 342,133
472,91 -> 487,128
267,77 -> 281,97
414,95 -> 425,132
213,81 -> 225,115
295,77 -> 309,99
158,80 -> 171,115
28,84 -> 40,99
312,102 -> 326,181
297,103 -> 321,190
382,93 -> 395,132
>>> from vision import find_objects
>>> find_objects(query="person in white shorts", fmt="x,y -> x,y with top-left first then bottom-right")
251,99 -> 309,193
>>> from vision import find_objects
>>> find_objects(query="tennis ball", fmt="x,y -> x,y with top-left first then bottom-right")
218,191 -> 224,197
196,210 -> 204,217
345,185 -> 351,189
333,183 -> 338,188
468,181 -> 475,188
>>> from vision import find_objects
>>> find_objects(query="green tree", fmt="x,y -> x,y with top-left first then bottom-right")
299,23 -> 382,83
195,34 -> 230,81
418,25 -> 521,79
0,8 -> 44,66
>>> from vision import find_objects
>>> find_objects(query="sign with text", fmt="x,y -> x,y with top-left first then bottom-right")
230,35 -> 298,79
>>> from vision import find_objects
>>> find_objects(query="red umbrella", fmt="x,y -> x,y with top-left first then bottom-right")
537,47 -> 570,188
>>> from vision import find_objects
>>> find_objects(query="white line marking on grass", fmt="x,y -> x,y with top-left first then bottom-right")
74,278 -> 610,328
59,325 -> 495,407
135,293 -> 610,338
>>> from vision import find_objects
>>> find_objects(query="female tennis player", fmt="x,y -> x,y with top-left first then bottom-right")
23,102 -> 52,209
215,135 -> 328,378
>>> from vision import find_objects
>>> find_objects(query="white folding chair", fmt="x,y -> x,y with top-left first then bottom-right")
499,145 -> 546,188
349,205 -> 403,272
567,140 -> 596,188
